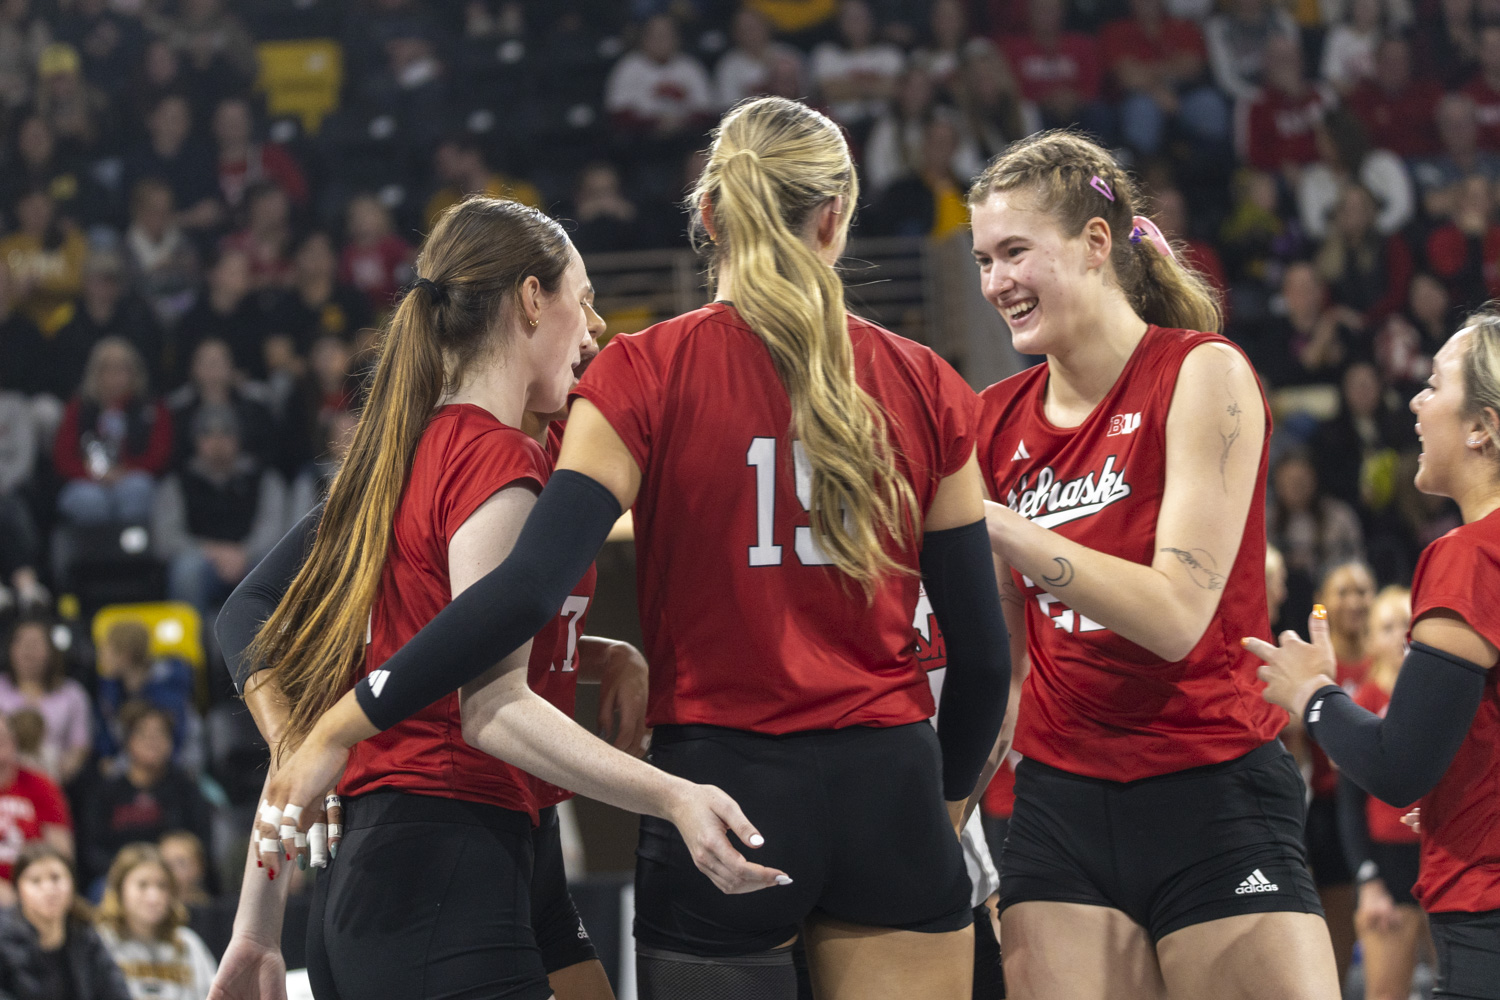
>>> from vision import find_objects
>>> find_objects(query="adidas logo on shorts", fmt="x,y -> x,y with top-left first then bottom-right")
1234,869 -> 1279,894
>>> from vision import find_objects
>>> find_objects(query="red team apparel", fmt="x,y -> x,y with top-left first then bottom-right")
0,768 -> 70,880
1351,681 -> 1420,845
339,404 -> 596,822
977,326 -> 1282,781
1407,508 -> 1500,913
572,302 -> 979,734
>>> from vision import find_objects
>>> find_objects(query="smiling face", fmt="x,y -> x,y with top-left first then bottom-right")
1411,328 -> 1483,497
971,190 -> 1103,357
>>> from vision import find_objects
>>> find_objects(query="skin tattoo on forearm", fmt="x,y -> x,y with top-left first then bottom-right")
1161,547 -> 1225,590
1041,557 -> 1075,588
1219,399 -> 1242,491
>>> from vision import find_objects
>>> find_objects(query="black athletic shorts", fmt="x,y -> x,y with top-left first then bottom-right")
305,790 -> 552,1000
1430,908 -> 1500,999
635,721 -> 972,956
531,804 -> 598,974
999,741 -> 1323,942
1306,793 -> 1354,888
1367,841 -> 1421,908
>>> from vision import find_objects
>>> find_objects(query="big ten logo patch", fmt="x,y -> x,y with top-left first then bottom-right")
1107,412 -> 1141,436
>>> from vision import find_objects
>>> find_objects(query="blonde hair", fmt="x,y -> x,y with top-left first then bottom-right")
250,197 -> 573,753
1365,585 -> 1412,692
689,96 -> 919,596
97,843 -> 187,949
1459,305 -> 1500,464
967,131 -> 1222,333
82,336 -> 149,402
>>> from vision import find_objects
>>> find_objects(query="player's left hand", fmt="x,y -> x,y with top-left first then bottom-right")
1242,605 -> 1338,719
597,644 -> 649,756
207,935 -> 287,1000
254,728 -> 349,878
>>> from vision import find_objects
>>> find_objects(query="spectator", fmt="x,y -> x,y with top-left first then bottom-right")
715,5 -> 802,108
0,261 -> 56,400
422,136 -> 541,230
165,338 -> 275,472
0,715 -> 73,905
209,95 -> 308,212
999,0 -> 1109,137
1238,33 -> 1335,183
1462,24 -> 1500,153
567,162 -> 643,253
1102,0 -> 1228,159
1268,448 -> 1366,614
94,622 -> 200,774
34,42 -> 108,158
1320,0 -> 1385,93
1153,186 -> 1228,307
956,44 -> 1036,163
1424,173 -> 1500,308
1412,93 -> 1500,219
912,0 -> 979,100
866,117 -> 972,238
122,178 -> 200,334
288,406 -> 356,520
152,0 -> 256,101
864,64 -> 981,194
151,404 -> 286,615
0,618 -> 91,786
124,37 -> 188,137
1416,0 -> 1480,87
0,114 -> 110,232
54,249 -> 169,393
95,844 -> 217,1000
173,250 -> 267,379
745,0 -> 838,39
604,14 -> 715,138
218,184 -> 294,292
810,0 -> 904,134
156,831 -> 209,908
0,389 -> 44,615
0,186 -> 87,336
267,232 -> 373,351
53,337 -> 170,526
1312,359 -> 1417,537
122,93 -> 221,233
1205,0 -> 1299,104
1311,183 -> 1413,324
81,703 -> 211,887
1344,37 -> 1441,160
1376,271 -> 1451,392
338,193 -> 412,316
0,0 -> 52,115
54,0 -> 143,97
0,843 -> 129,1000
1248,260 -> 1364,385
1219,167 -> 1306,287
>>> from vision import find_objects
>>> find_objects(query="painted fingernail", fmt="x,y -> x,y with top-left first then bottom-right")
1312,604 -> 1327,620
1240,637 -> 1250,646
749,834 -> 765,847
268,869 -> 276,881
330,843 -> 338,860
298,855 -> 307,871
285,853 -> 292,861
775,875 -> 793,886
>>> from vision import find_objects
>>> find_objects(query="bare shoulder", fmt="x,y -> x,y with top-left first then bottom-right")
1169,341 -> 1261,418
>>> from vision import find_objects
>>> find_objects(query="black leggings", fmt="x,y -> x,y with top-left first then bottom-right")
305,791 -> 553,1000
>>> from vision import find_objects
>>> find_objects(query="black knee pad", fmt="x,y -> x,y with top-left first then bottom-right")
637,944 -> 798,1000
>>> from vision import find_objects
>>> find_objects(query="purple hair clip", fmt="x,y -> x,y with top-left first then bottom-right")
1129,214 -> 1176,261
1090,175 -> 1115,202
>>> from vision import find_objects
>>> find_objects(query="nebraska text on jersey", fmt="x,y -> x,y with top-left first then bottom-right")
1006,456 -> 1132,528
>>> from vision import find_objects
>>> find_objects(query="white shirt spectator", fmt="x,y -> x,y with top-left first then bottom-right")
810,40 -> 905,125
864,107 -> 985,193
715,42 -> 804,107
98,925 -> 217,1000
1320,23 -> 1379,91
1205,6 -> 1300,103
605,50 -> 714,127
1297,150 -> 1416,238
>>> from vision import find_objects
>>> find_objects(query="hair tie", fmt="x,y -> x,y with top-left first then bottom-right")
410,276 -> 448,306
725,148 -> 761,167
1129,215 -> 1176,262
1090,175 -> 1115,202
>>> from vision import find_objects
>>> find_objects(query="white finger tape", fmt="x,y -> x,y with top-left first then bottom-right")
325,794 -> 341,812
294,831 -> 308,848
279,823 -> 298,841
308,824 -> 328,867
327,824 -> 342,839
282,803 -> 304,824
259,800 -> 283,827
258,838 -> 282,855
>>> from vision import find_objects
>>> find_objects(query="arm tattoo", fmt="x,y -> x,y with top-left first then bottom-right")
1219,399 -> 1242,492
1161,547 -> 1226,590
1040,557 -> 1074,588
1000,578 -> 1025,610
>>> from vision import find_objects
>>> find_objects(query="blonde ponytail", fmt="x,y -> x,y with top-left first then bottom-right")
692,97 -> 919,597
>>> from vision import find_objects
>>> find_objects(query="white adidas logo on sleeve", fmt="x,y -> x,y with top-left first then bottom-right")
1234,869 -> 1279,894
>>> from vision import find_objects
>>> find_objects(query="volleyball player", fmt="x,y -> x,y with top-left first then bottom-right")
257,96 -> 1012,1000
1249,311 -> 1500,1000
969,132 -> 1339,1000
210,197 -> 785,1000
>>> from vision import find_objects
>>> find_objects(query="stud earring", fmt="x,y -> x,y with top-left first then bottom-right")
529,318 -> 538,327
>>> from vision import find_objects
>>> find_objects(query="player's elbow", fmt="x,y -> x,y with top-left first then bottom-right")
1149,613 -> 1214,663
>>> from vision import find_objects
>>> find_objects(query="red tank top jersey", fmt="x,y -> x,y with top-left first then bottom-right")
1351,680 -> 1420,844
977,326 -> 1282,782
571,302 -> 978,734
1408,508 -> 1500,913
338,405 -> 597,821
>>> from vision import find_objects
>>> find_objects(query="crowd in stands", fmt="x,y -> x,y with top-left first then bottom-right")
0,0 -> 1483,993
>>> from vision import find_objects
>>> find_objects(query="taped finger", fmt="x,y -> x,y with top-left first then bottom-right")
283,803 -> 304,825
259,800 -> 283,829
308,823 -> 328,868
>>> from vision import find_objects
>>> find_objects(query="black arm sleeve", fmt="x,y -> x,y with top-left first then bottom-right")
354,469 -> 620,731
215,503 -> 322,695
1305,641 -> 1489,807
1335,773 -> 1375,884
921,518 -> 1013,801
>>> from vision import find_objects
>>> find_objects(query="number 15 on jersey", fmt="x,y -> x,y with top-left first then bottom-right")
746,437 -> 835,567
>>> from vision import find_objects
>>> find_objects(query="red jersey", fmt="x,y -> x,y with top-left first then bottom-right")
0,768 -> 71,880
1461,77 -> 1500,152
1099,17 -> 1206,95
1345,79 -> 1441,158
1352,680 -> 1420,844
1409,508 -> 1500,913
572,302 -> 978,734
977,326 -> 1281,781
1241,86 -> 1334,171
339,405 -> 597,821
1001,35 -> 1102,103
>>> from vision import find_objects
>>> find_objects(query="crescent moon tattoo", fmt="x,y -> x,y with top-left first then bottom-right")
1041,557 -> 1075,587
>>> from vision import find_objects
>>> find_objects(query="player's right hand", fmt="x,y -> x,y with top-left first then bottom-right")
665,782 -> 792,895
207,935 -> 288,1000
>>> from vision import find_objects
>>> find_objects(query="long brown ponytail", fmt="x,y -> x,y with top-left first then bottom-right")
967,130 -> 1222,333
690,96 -> 920,598
250,197 -> 572,753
